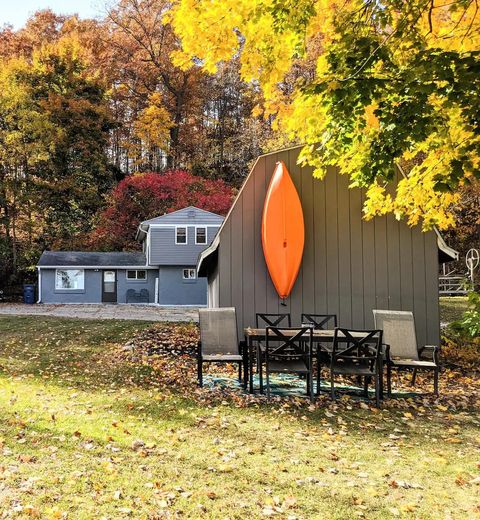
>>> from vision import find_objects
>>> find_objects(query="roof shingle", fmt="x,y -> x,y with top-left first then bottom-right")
37,251 -> 147,267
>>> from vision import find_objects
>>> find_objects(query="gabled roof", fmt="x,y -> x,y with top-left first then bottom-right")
198,146 -> 458,275
38,251 -> 149,268
137,206 -> 224,240
141,206 -> 224,225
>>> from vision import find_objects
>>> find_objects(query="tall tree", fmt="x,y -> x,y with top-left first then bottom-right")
171,0 -> 480,230
0,55 -> 58,280
105,0 -> 203,170
0,30 -> 115,284
31,35 -> 115,249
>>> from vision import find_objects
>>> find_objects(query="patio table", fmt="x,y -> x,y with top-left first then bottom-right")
244,328 -> 383,395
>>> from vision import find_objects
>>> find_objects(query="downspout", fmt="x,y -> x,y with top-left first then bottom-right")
37,267 -> 42,303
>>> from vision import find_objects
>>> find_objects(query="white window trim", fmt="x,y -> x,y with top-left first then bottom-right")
175,226 -> 188,245
195,226 -> 207,245
182,268 -> 196,280
126,270 -> 147,281
55,269 -> 85,290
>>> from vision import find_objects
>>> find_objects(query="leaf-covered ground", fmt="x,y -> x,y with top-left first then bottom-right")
0,316 -> 479,519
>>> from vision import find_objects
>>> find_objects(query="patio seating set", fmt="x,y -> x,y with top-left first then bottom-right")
197,308 -> 440,404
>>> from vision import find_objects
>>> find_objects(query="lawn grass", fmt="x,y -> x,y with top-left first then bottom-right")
439,296 -> 470,324
0,316 -> 479,519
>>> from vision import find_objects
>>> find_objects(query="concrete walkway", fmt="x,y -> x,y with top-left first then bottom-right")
0,303 -> 199,323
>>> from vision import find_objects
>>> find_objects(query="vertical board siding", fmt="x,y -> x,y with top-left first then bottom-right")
349,186 -> 365,328
313,174 -> 327,314
337,172 -> 352,327
254,157 -> 267,316
218,220 -> 232,307
374,216 -> 389,310
361,191 -> 376,330
242,167 -> 255,331
412,229 -> 428,347
325,169 -> 340,317
301,164 -> 315,317
399,225 -> 414,312
288,148 -> 303,325
425,231 -> 440,343
214,146 -> 440,345
230,198 -> 244,331
386,213 -> 402,310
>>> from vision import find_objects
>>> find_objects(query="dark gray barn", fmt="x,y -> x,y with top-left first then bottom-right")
198,146 -> 457,346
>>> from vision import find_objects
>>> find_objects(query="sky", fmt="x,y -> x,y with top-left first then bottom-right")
0,0 -> 104,29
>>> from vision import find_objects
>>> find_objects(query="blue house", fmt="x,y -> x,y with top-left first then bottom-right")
37,207 -> 224,305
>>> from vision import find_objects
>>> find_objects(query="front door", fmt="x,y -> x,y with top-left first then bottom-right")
102,270 -> 117,303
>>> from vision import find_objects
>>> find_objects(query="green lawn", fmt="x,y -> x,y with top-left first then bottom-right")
439,296 -> 470,324
0,316 -> 479,519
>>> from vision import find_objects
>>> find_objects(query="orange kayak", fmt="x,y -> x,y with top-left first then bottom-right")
262,161 -> 304,300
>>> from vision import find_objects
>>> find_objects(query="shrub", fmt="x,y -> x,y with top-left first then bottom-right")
449,290 -> 480,339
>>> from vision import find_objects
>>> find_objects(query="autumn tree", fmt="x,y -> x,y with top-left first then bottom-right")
90,170 -> 234,250
31,35 -> 115,249
0,26 -> 115,284
104,0 -> 203,170
171,0 -> 480,230
0,56 -> 58,281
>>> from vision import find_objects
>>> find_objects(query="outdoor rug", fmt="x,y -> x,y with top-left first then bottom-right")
203,373 -> 419,399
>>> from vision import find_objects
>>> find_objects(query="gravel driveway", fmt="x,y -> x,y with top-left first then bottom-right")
0,303 -> 199,323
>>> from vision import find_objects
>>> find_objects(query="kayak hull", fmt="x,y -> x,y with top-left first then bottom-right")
262,161 -> 305,300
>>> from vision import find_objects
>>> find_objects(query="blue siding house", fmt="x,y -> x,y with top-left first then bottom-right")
37,207 -> 224,305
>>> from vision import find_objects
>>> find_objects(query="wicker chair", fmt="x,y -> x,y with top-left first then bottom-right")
330,328 -> 383,407
264,326 -> 314,402
373,310 -> 440,396
301,314 -> 337,395
198,308 -> 247,388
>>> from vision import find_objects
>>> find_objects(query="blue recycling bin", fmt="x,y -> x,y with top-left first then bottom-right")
23,284 -> 36,304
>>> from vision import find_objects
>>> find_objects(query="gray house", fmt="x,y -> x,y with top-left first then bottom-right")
197,146 -> 457,346
37,207 -> 224,305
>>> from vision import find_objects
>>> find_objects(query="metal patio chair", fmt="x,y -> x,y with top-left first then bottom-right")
301,313 -> 337,330
198,307 -> 248,388
330,328 -> 383,407
264,326 -> 314,402
373,310 -> 440,396
255,314 -> 291,393
301,314 -> 337,395
126,289 -> 136,303
140,288 -> 149,303
256,313 -> 291,328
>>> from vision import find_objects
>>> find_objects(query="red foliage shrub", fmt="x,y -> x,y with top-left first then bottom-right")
89,170 -> 234,250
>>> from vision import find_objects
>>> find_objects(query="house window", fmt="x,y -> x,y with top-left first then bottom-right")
183,268 -> 196,279
127,270 -> 147,280
55,269 -> 84,290
196,227 -> 207,245
176,227 -> 187,244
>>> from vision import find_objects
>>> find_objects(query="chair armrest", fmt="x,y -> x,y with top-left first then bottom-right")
419,345 -> 439,364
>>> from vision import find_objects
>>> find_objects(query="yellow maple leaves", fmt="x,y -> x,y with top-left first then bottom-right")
169,0 -> 479,230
